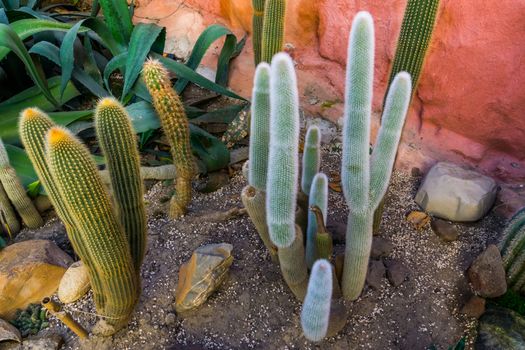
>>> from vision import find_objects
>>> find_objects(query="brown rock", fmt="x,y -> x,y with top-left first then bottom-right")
175,243 -> 233,313
461,295 -> 486,319
0,240 -> 72,319
0,317 -> 21,343
467,245 -> 507,298
366,260 -> 385,290
370,237 -> 394,258
385,260 -> 410,287
431,218 -> 459,242
58,261 -> 91,304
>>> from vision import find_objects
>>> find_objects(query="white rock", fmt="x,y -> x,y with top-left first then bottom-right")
57,261 -> 90,304
415,162 -> 497,222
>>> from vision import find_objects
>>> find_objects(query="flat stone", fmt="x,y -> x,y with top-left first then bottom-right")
164,313 -> 176,326
0,318 -> 21,343
2,333 -> 63,350
366,260 -> 385,290
431,218 -> 459,242
476,306 -> 525,349
0,240 -> 72,319
385,260 -> 410,287
370,237 -> 394,258
58,261 -> 91,304
415,162 -> 497,222
461,295 -> 486,319
467,245 -> 507,298
175,243 -> 233,313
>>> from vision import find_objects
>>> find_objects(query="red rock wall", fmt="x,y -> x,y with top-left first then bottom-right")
135,0 -> 525,182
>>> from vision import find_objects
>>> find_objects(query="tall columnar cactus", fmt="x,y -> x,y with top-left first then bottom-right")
241,63 -> 277,260
305,173 -> 328,269
301,259 -> 332,342
261,0 -> 286,63
142,59 -> 196,219
45,127 -> 138,335
19,108 -> 107,309
301,126 -> 321,196
252,0 -> 267,65
95,98 -> 147,273
0,138 -> 43,229
0,182 -> 20,235
499,208 -> 525,293
341,12 -> 411,300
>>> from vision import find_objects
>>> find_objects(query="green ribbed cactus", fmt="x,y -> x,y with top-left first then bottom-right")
301,259 -> 332,342
301,126 -> 321,196
0,182 -> 20,235
142,59 -> 196,219
252,0 -> 267,65
0,138 -> 43,230
46,126 -> 138,335
261,0 -> 286,63
95,98 -> 147,273
305,173 -> 328,269
499,208 -> 525,293
341,12 -> 412,300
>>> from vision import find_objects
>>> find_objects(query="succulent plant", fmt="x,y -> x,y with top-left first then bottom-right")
252,0 -> 267,65
0,182 -> 20,236
11,303 -> 48,338
499,208 -> 525,293
261,0 -> 286,63
0,138 -> 43,230
142,59 -> 196,219
305,173 -> 328,269
301,126 -> 321,196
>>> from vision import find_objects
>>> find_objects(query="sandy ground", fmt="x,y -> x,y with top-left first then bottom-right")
13,147 -> 504,350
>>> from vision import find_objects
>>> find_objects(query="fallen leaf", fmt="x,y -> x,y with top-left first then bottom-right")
406,211 -> 430,230
329,182 -> 342,192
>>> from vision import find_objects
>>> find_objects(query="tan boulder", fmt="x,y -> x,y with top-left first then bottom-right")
57,261 -> 91,304
0,240 -> 72,319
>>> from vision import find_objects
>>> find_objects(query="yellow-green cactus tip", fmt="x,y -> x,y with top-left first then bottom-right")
47,127 -> 70,146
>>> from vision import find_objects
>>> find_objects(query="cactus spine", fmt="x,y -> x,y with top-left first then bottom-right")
341,12 -> 411,300
305,173 -> 328,269
95,98 -> 147,273
0,182 -> 20,235
0,138 -> 43,229
142,59 -> 195,219
301,126 -> 321,196
301,259 -> 332,342
46,127 -> 138,334
252,0 -> 267,65
499,208 -> 525,293
261,0 -> 286,63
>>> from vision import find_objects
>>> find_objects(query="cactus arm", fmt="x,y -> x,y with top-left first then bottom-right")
249,63 -> 271,191
277,225 -> 308,300
301,126 -> 321,195
0,138 -> 43,229
46,127 -> 138,334
252,0 -> 267,65
369,72 -> 411,208
305,173 -> 328,269
142,59 -> 195,219
0,182 -> 20,235
261,0 -> 286,63
341,12 -> 374,214
95,98 -> 147,273
301,259 -> 332,342
266,53 -> 300,248
311,205 -> 333,261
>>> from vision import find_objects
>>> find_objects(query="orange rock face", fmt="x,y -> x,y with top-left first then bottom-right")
135,0 -> 525,182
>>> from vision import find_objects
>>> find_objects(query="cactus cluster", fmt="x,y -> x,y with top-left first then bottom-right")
142,59 -> 196,219
11,303 -> 48,338
0,138 -> 43,233
499,208 -> 525,293
19,98 -> 145,335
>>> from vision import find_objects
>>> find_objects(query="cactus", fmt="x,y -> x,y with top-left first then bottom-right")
278,225 -> 308,300
310,205 -> 333,261
95,97 -> 147,273
341,12 -> 411,300
252,0 -> 267,65
305,174 -> 328,269
301,259 -> 332,342
261,0 -> 286,63
0,182 -> 20,235
499,208 -> 525,293
142,59 -> 196,219
301,126 -> 321,196
45,126 -> 138,335
0,138 -> 43,229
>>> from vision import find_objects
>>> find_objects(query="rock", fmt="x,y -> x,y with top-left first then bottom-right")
175,243 -> 234,313
326,221 -> 346,245
476,306 -> 525,349
0,240 -> 72,319
57,261 -> 91,304
370,237 -> 394,258
431,218 -> 459,242
0,318 -> 21,343
366,260 -> 385,290
461,295 -> 486,319
196,172 -> 230,193
1,333 -> 64,350
415,162 -> 497,222
229,147 -> 249,165
385,260 -> 410,287
164,313 -> 176,326
467,245 -> 507,298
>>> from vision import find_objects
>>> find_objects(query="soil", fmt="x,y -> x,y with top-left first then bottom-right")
12,145 -> 504,350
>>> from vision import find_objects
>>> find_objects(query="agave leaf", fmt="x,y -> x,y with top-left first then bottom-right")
97,0 -> 133,46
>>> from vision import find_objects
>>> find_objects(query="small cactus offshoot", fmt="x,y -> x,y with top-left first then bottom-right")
301,126 -> 321,196
10,303 -> 48,338
305,173 -> 328,269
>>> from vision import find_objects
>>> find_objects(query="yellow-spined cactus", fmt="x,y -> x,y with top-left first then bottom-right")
0,137 -> 43,230
261,0 -> 286,63
0,182 -> 20,235
142,59 -> 196,218
252,0 -> 267,65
